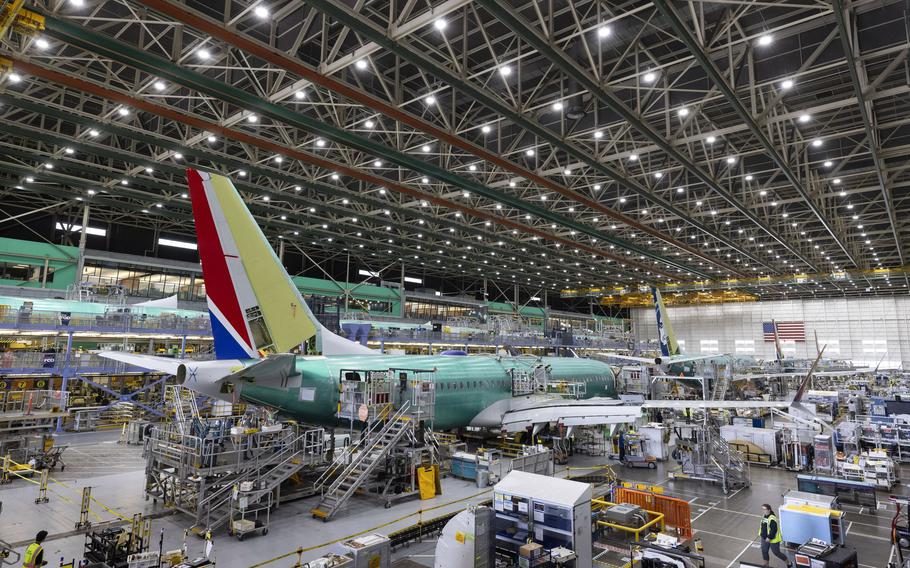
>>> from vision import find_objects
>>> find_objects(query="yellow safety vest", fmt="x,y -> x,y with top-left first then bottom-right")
760,514 -> 782,544
22,543 -> 42,568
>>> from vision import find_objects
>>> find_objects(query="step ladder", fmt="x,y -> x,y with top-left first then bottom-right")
190,429 -> 322,534
311,403 -> 412,521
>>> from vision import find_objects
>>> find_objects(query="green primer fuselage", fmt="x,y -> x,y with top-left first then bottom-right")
240,355 -> 616,430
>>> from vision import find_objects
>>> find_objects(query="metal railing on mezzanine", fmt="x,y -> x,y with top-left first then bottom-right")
354,328 -> 629,350
0,307 -> 211,335
0,351 -> 214,374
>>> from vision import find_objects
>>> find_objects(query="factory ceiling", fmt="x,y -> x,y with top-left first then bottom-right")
1,0 -> 908,300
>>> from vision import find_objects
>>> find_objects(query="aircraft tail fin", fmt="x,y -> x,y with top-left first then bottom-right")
186,169 -> 373,358
651,287 -> 680,357
772,319 -> 784,363
792,345 -> 825,406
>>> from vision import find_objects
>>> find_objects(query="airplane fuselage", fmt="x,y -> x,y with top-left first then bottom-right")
234,354 -> 616,430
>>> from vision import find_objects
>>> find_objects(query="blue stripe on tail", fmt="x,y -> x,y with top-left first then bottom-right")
210,310 -> 253,360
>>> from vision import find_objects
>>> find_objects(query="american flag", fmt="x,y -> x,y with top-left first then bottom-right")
763,321 -> 805,342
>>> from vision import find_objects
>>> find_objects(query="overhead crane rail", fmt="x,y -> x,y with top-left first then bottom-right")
0,0 -> 44,37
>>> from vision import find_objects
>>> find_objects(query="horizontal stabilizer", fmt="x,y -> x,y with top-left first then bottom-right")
222,353 -> 298,389
97,351 -> 186,375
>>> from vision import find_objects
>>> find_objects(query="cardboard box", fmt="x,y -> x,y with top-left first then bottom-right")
519,542 -> 543,559
232,519 -> 255,533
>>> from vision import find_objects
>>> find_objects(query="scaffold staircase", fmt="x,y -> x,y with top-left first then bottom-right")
671,424 -> 750,494
710,434 -> 750,492
311,403 -> 413,521
189,428 -> 324,534
166,385 -> 200,434
711,374 -> 729,400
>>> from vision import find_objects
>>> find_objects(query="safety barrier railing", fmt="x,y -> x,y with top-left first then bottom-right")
145,419 -> 314,477
0,307 -> 211,334
0,351 -> 214,373
344,327 -> 629,349
612,487 -> 692,540
0,389 -> 68,413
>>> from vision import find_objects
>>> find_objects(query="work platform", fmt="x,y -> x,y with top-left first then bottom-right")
143,414 -> 325,535
311,367 -> 439,521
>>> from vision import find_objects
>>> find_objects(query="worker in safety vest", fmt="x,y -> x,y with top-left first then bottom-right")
759,505 -> 791,567
22,530 -> 47,568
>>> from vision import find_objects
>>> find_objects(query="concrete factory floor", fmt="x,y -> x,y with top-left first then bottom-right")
0,430 -> 899,568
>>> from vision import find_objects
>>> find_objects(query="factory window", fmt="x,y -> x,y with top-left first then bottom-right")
735,340 -> 755,354
699,339 -> 719,353
404,300 -> 480,321
81,264 -> 203,301
862,339 -> 887,354
0,261 -> 50,284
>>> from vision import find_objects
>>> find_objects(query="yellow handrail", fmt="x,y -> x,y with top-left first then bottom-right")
592,498 -> 665,542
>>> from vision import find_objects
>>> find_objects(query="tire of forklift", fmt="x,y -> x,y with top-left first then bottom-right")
648,462 -> 657,469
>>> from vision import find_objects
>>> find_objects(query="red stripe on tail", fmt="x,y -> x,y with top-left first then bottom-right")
186,169 -> 252,349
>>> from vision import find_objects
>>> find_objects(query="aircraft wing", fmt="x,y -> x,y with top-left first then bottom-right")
598,354 -> 656,364
642,400 -> 790,409
666,354 -> 727,364
496,396 -> 643,432
473,396 -> 642,432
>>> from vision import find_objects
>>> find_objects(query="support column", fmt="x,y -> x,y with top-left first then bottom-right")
542,289 -> 549,334
56,331 -> 73,432
399,262 -> 406,318
344,252 -> 351,315
514,284 -> 519,315
180,335 -> 187,358
74,204 -> 90,284
41,257 -> 49,288
278,238 -> 286,263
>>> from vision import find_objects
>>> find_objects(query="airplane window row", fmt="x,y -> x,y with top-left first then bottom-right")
434,375 -> 611,391
436,379 -> 511,391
